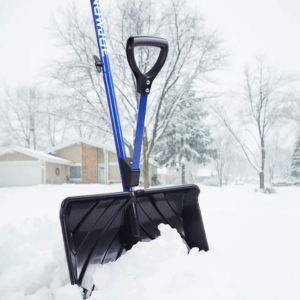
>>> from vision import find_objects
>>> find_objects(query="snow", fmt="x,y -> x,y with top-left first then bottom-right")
0,184 -> 300,299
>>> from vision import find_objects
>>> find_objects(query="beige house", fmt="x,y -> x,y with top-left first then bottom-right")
46,138 -> 121,184
0,138 -> 158,187
0,146 -> 74,187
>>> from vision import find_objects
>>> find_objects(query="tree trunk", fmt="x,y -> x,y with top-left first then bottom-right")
142,137 -> 150,189
225,169 -> 229,186
143,159 -> 150,188
259,172 -> 264,190
30,115 -> 37,150
219,176 -> 223,187
181,163 -> 186,184
260,137 -> 265,189
269,167 -> 274,183
128,145 -> 134,158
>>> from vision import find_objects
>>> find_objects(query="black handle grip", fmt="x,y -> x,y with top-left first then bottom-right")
126,36 -> 168,94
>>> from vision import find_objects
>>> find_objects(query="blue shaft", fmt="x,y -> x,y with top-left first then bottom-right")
132,94 -> 148,170
90,0 -> 129,192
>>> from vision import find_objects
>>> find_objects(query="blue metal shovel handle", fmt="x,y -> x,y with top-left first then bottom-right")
90,0 -> 130,191
132,94 -> 148,170
127,37 -> 168,172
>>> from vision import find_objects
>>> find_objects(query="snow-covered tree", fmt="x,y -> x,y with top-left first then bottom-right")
153,105 -> 212,184
291,136 -> 300,179
50,0 -> 225,188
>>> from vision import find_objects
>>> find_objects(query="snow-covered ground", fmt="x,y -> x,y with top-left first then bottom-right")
0,184 -> 299,300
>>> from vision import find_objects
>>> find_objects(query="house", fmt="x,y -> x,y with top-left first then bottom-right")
47,138 -> 158,185
46,138 -> 120,184
0,146 -> 74,187
0,138 -> 158,187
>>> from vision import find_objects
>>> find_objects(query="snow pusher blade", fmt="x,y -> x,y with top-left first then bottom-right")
60,184 -> 208,297
59,1 -> 209,298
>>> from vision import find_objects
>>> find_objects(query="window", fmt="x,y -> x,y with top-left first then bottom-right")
69,166 -> 81,179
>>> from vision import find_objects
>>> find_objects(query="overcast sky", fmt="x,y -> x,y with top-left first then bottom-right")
0,0 -> 300,91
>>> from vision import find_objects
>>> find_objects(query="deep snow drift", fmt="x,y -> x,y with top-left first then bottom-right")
0,184 -> 300,299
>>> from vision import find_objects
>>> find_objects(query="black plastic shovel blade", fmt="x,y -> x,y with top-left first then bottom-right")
60,184 -> 208,297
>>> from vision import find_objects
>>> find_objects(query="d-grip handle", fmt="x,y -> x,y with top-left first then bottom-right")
126,36 -> 168,94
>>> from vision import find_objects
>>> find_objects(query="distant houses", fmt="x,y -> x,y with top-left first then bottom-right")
0,138 -> 157,187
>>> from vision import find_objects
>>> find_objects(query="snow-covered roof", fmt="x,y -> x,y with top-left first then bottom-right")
0,146 -> 75,166
46,138 -> 116,154
196,169 -> 213,177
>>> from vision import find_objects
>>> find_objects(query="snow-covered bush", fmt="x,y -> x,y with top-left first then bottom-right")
264,187 -> 277,194
255,187 -> 277,194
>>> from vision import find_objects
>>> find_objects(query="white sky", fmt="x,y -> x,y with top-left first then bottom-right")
0,0 -> 300,90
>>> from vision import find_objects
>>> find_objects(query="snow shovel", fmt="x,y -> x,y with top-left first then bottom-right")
60,0 -> 209,298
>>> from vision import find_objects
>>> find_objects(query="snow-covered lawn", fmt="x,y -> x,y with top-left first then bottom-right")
0,184 -> 299,300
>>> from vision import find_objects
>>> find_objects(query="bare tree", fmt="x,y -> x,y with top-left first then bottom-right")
213,56 -> 291,190
210,134 -> 234,187
50,0 -> 225,188
40,92 -> 71,147
0,85 -> 43,149
0,85 -> 70,149
283,92 -> 300,133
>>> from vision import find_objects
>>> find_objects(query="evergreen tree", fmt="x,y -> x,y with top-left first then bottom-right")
291,136 -> 300,178
153,101 -> 212,184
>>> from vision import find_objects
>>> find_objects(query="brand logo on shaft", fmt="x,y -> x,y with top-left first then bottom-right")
93,0 -> 107,56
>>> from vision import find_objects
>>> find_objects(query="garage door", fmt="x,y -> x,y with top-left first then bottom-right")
0,162 -> 42,187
